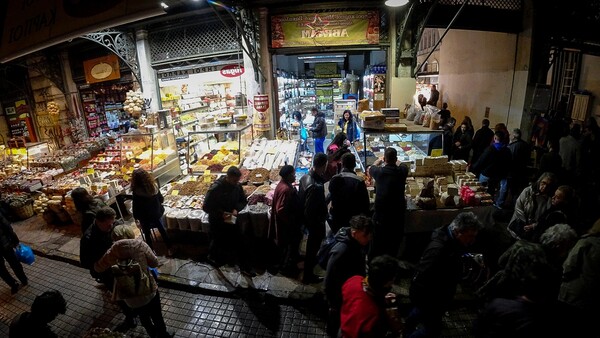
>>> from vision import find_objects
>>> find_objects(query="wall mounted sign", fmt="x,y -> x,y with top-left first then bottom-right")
158,64 -> 244,81
83,55 -> 121,84
271,11 -> 379,48
253,95 -> 271,132
220,64 -> 245,78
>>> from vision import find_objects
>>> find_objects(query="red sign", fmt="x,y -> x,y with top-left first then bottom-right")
220,65 -> 245,78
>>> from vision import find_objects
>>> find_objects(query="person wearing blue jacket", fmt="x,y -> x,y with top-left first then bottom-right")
337,110 -> 360,142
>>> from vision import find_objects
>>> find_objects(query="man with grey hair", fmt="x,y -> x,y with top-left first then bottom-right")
405,212 -> 482,337
508,127 -> 531,207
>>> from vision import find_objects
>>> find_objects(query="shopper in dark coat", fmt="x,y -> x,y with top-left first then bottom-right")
428,117 -> 455,157
131,168 -> 170,252
405,212 -> 483,338
0,208 -> 27,295
9,290 -> 67,338
79,207 -> 136,332
368,147 -> 409,260
324,215 -> 373,337
471,131 -> 512,207
268,165 -> 301,276
299,153 -> 328,284
471,119 -> 494,167
310,107 -> 328,154
452,122 -> 473,161
70,187 -> 107,233
507,128 -> 532,205
327,153 -> 370,235
203,166 -> 252,274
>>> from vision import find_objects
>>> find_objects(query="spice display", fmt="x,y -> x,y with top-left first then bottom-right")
248,168 -> 270,184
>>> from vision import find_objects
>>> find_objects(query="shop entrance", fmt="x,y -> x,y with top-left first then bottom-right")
272,50 -> 387,147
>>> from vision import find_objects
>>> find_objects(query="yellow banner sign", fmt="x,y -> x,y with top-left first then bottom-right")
271,11 -> 379,48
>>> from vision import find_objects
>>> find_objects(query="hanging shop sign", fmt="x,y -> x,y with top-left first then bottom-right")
158,64 -> 245,81
220,64 -> 245,78
271,11 -> 379,48
253,94 -> 271,132
83,55 -> 121,84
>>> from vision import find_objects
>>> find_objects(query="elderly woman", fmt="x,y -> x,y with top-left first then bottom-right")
508,172 -> 558,240
94,225 -> 172,338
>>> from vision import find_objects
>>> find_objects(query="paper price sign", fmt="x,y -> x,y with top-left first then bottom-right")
86,168 -> 94,174
171,190 -> 179,196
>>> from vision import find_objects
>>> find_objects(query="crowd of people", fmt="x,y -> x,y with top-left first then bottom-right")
1,105 -> 598,337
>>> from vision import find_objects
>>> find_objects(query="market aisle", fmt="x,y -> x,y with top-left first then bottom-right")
0,256 -> 328,337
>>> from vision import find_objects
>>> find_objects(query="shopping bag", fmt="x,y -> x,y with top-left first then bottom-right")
300,126 -> 308,141
14,244 -> 35,265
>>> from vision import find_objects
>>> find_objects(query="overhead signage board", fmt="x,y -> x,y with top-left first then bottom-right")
271,11 -> 380,48
1,0 -> 164,63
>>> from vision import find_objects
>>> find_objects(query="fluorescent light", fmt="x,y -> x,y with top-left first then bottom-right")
297,53 -> 347,60
160,2 -> 169,8
385,0 -> 409,7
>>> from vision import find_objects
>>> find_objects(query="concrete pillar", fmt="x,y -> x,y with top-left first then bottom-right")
135,29 -> 160,112
258,7 -> 276,139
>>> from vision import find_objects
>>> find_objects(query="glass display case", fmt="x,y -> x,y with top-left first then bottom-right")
357,127 -> 443,170
186,123 -> 253,174
120,129 -> 181,186
6,142 -> 50,168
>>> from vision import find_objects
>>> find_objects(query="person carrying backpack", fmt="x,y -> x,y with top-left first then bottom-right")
94,224 -> 173,338
323,216 -> 373,337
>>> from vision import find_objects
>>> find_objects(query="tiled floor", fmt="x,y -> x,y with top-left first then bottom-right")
4,214 -> 482,337
0,256 -> 328,337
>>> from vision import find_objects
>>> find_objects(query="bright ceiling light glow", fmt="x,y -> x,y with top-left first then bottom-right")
385,0 -> 409,7
160,2 -> 169,8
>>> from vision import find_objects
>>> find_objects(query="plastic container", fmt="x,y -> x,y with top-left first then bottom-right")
188,210 -> 204,232
165,209 -> 179,230
176,209 -> 190,230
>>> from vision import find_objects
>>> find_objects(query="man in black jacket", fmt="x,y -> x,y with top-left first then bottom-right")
507,128 -> 531,206
327,153 -> 370,235
471,119 -> 495,167
310,107 -> 328,154
299,152 -> 328,284
368,147 -> 409,260
324,215 -> 373,337
405,212 -> 482,338
9,290 -> 66,338
471,131 -> 512,208
203,166 -> 252,275
0,208 -> 27,294
80,207 -> 136,332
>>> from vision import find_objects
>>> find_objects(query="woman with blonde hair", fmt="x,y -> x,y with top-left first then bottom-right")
130,168 -> 171,253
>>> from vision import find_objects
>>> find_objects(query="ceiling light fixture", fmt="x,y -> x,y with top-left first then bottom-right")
385,0 -> 409,7
160,2 -> 169,8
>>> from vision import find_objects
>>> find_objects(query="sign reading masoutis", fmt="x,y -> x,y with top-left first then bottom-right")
271,11 -> 379,48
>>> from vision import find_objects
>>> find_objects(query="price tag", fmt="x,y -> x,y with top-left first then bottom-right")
123,175 -> 130,181
189,176 -> 197,181
86,168 -> 94,174
171,190 -> 179,196
204,170 -> 211,176
204,175 -> 212,183
431,149 -> 443,157
121,167 -> 128,173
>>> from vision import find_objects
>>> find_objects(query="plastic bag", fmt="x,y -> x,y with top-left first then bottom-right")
300,127 -> 308,141
15,244 -> 35,265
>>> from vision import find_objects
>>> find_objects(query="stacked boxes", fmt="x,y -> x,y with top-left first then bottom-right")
412,156 -> 453,176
